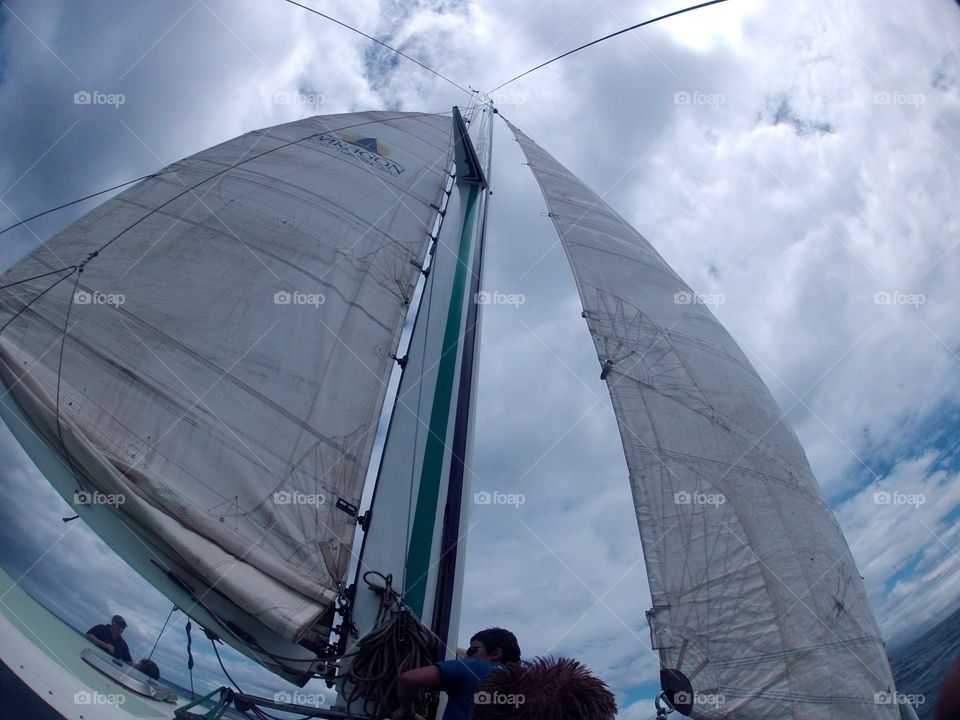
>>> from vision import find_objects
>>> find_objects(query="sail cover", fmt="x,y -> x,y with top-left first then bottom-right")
0,111 -> 452,644
507,120 -> 896,718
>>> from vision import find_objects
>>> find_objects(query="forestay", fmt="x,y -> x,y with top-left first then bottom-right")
507,119 -> 897,718
0,112 -> 452,645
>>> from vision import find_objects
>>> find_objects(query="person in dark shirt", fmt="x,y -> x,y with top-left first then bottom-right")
85,614 -> 132,663
133,658 -> 160,680
937,655 -> 960,720
392,627 -> 521,720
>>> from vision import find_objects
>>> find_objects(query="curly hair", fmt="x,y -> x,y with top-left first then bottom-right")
471,628 -> 521,663
472,656 -> 617,720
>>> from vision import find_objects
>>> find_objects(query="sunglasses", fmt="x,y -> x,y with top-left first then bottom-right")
466,645 -> 484,657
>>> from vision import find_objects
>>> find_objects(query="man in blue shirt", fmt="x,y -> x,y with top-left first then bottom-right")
392,627 -> 521,720
85,614 -> 133,663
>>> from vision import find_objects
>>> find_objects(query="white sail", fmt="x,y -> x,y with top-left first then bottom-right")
506,119 -> 897,718
0,111 -> 452,650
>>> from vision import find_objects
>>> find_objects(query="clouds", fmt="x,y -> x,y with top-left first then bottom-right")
0,0 -> 958,711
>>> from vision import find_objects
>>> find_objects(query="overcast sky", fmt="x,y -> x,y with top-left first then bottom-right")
1,0 -> 959,716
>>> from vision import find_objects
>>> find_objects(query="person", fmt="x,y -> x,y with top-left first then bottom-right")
937,655 -> 960,720
392,627 -> 521,720
133,658 -> 160,680
85,614 -> 133,663
472,656 -> 617,720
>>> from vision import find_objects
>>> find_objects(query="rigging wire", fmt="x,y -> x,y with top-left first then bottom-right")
0,173 -> 160,237
489,0 -> 732,93
209,637 -> 316,720
278,0 -> 473,98
146,605 -> 178,660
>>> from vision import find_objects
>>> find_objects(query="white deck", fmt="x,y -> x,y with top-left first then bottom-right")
0,566 -> 243,719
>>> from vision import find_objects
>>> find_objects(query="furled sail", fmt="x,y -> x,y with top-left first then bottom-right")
507,119 -> 897,718
0,112 -> 452,650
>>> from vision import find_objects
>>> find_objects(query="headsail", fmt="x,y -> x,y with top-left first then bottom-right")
506,119 -> 897,718
0,112 -> 453,675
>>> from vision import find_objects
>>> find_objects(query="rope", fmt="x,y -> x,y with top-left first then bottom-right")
186,621 -> 195,697
489,0 -> 732,92
339,572 -> 440,718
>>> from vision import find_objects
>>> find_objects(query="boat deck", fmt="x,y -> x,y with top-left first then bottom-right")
0,566 -> 243,719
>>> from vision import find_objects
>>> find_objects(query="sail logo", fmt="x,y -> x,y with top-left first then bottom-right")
308,133 -> 406,177
273,490 -> 326,506
674,490 -> 725,507
274,290 -> 325,307
474,691 -> 525,708
74,490 -> 125,507
473,490 -> 525,508
73,690 -> 126,706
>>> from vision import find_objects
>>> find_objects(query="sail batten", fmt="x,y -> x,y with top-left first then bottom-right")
506,118 -> 896,718
0,111 -> 454,665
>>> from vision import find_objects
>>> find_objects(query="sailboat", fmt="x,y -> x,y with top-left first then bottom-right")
0,8 -> 920,720
0,94 -> 913,718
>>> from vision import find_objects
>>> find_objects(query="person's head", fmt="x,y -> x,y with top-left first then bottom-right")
134,658 -> 160,680
472,656 -> 616,720
468,628 -> 521,664
110,615 -> 127,638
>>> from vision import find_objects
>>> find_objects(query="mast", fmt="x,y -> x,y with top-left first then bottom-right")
345,98 -> 494,657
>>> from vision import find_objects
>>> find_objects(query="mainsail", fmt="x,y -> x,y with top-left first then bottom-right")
0,112 -> 453,672
507,119 -> 897,718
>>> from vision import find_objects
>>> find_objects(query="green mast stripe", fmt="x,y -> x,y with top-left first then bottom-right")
404,184 -> 480,616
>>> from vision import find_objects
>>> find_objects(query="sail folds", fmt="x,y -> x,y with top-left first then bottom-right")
0,112 -> 452,645
507,119 -> 896,718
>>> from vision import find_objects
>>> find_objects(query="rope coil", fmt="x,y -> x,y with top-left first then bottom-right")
339,572 -> 440,718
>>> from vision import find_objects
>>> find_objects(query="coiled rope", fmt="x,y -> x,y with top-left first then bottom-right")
339,572 -> 440,718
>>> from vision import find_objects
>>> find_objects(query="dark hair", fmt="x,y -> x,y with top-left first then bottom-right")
471,628 -> 521,663
135,659 -> 160,680
472,656 -> 616,720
